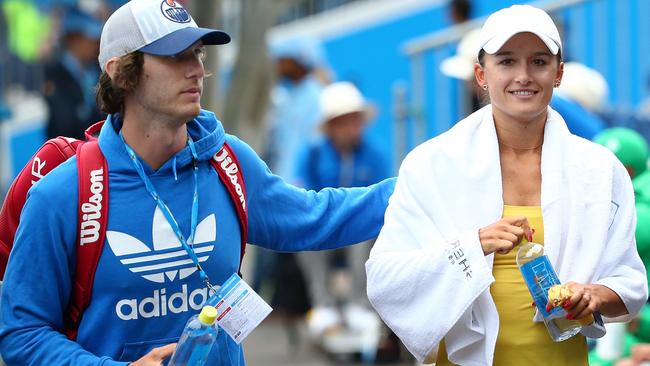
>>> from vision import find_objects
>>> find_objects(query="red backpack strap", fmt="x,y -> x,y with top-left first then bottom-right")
64,140 -> 108,340
83,120 -> 104,141
0,137 -> 82,280
210,142 -> 248,274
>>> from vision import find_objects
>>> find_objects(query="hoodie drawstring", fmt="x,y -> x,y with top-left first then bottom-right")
172,156 -> 179,181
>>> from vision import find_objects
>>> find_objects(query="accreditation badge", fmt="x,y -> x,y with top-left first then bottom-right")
206,273 -> 273,343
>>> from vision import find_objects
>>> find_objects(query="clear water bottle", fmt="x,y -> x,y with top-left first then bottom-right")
169,305 -> 219,366
516,242 -> 582,342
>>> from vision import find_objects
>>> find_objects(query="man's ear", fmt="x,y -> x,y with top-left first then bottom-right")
105,57 -> 119,79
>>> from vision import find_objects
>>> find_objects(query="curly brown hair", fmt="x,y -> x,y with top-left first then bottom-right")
95,52 -> 144,114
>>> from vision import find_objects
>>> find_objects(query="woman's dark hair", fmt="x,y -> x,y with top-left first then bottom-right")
477,49 -> 486,67
95,52 -> 144,114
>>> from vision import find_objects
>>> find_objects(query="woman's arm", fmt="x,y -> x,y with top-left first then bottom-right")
563,157 -> 648,322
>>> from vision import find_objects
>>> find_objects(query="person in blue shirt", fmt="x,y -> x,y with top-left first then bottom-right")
551,61 -> 608,140
0,1 -> 394,365
265,36 -> 329,183
43,7 -> 105,140
251,36 -> 329,318
296,82 -> 391,343
296,81 -> 390,193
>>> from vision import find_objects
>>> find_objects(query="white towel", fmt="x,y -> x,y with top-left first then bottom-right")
366,105 -> 648,365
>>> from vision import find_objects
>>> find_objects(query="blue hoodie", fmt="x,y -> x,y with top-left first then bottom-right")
0,110 -> 395,366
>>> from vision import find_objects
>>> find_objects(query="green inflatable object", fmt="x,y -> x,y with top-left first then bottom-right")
624,332 -> 642,358
594,127 -> 649,178
588,333 -> 642,364
634,304 -> 650,343
635,171 -> 650,205
588,351 -> 614,366
635,203 -> 650,263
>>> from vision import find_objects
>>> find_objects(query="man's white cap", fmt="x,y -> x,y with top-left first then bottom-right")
440,28 -> 481,80
98,0 -> 230,70
477,4 -> 562,57
320,82 -> 375,125
557,62 -> 609,112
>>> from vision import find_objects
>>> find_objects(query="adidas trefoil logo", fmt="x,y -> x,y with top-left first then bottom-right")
107,206 -> 216,283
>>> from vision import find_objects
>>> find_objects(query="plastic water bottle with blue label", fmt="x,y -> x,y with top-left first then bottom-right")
516,242 -> 582,342
168,305 -> 219,366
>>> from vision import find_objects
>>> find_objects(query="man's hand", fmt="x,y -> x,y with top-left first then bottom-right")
479,216 -> 532,255
130,343 -> 176,366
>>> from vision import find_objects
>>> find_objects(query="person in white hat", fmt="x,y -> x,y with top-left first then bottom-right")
366,4 -> 647,366
249,37 -> 330,317
295,82 -> 390,346
0,1 -> 396,365
439,28 -> 486,114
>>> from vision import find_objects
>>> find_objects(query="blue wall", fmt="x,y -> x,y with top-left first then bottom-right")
319,4 -> 449,170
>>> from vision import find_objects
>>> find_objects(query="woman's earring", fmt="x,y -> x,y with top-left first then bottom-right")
482,84 -> 488,91
554,81 -> 561,88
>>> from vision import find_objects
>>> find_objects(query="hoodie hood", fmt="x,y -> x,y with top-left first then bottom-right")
98,109 -> 226,175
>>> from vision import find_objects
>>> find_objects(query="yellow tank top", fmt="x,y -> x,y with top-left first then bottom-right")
436,205 -> 588,365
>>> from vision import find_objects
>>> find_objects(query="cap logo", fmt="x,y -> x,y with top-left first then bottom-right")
160,0 -> 191,23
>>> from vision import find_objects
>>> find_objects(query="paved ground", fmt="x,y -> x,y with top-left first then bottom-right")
243,315 -> 418,366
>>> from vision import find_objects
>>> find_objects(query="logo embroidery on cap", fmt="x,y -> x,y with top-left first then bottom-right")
161,0 -> 191,23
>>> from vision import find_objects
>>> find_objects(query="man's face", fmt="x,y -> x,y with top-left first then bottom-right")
67,33 -> 100,65
131,42 -> 206,124
276,57 -> 309,82
324,112 -> 366,152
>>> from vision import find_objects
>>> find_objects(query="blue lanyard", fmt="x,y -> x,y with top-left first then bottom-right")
120,131 -> 215,291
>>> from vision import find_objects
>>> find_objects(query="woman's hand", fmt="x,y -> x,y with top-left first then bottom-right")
129,343 -> 176,366
478,216 -> 532,255
546,282 -> 628,320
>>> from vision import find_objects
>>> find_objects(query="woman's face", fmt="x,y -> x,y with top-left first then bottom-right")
475,32 -> 563,125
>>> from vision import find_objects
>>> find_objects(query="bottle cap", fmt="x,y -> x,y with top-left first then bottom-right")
198,305 -> 218,325
521,242 -> 543,258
